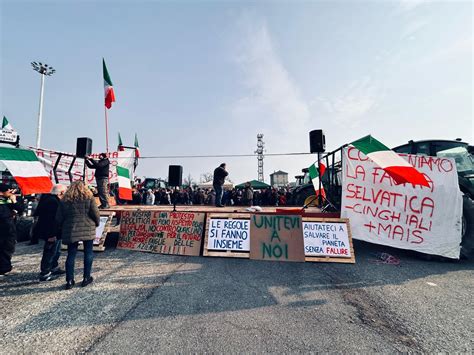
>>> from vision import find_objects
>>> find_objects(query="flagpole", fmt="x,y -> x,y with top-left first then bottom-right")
104,106 -> 109,153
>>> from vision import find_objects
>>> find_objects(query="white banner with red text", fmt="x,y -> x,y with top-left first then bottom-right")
341,147 -> 462,259
31,147 -> 136,186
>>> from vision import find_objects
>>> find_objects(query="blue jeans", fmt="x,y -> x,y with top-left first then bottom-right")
40,239 -> 62,275
66,240 -> 94,282
213,183 -> 223,206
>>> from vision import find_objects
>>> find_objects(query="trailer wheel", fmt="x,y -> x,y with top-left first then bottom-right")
461,195 -> 474,259
295,186 -> 316,206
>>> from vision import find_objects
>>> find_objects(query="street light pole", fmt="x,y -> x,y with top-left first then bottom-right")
31,62 -> 55,149
36,73 -> 45,148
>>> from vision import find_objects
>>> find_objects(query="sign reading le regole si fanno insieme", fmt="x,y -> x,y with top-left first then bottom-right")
207,218 -> 250,251
118,210 -> 205,256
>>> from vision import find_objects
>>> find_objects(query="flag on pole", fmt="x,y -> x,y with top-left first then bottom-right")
118,132 -> 124,151
103,59 -> 116,109
0,147 -> 53,195
351,135 -> 429,187
2,116 -> 13,130
116,165 -> 132,200
308,161 -> 326,198
134,133 -> 140,158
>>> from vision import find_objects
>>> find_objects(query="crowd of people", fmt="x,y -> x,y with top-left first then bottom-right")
0,160 -> 297,286
0,181 -> 100,290
125,185 -> 293,207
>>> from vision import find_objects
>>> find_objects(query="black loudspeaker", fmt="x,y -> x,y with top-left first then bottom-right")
76,137 -> 93,158
168,165 -> 183,187
309,130 -> 325,153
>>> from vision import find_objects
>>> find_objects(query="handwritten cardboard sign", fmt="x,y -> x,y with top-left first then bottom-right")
341,147 -> 462,259
303,219 -> 354,262
118,210 -> 205,256
207,218 -> 250,251
250,214 -> 305,262
303,221 -> 351,257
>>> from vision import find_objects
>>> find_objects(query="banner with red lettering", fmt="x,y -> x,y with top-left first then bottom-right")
31,147 -> 136,186
341,147 -> 462,259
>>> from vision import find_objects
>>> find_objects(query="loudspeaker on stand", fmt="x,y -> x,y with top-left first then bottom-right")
309,130 -> 325,153
76,137 -> 93,158
168,165 -> 183,187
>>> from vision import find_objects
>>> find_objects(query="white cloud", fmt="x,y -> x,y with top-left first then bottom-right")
231,15 -> 311,149
310,77 -> 380,129
397,0 -> 432,13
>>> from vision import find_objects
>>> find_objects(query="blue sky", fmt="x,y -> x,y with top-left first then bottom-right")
1,0 -> 472,184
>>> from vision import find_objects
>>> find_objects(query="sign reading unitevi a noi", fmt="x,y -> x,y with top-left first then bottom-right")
250,214 -> 305,262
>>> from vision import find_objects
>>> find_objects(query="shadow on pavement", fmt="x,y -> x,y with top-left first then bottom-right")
2,239 -> 473,334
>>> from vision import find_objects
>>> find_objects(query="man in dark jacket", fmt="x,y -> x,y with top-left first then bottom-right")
0,184 -> 24,275
85,153 -> 110,208
35,184 -> 67,281
213,163 -> 228,207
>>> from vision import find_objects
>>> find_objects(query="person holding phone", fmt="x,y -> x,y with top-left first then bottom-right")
0,184 -> 24,276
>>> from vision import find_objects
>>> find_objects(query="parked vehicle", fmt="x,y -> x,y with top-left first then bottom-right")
392,139 -> 474,258
290,139 -> 474,258
138,177 -> 167,191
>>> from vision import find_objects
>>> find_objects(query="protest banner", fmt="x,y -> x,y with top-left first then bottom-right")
118,210 -> 205,256
341,147 -> 463,258
31,147 -> 135,186
0,128 -> 18,144
303,217 -> 355,263
250,214 -> 305,262
204,213 -> 250,258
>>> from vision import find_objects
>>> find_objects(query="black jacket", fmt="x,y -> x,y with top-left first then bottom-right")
0,196 -> 23,229
33,194 -> 61,240
213,166 -> 228,185
85,158 -> 110,179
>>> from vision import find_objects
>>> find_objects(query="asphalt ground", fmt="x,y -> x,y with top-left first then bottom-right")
1,240 -> 473,353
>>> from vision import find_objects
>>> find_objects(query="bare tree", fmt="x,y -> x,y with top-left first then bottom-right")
200,172 -> 213,183
183,173 -> 195,186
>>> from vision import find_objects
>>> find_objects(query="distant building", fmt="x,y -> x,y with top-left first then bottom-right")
270,170 -> 288,187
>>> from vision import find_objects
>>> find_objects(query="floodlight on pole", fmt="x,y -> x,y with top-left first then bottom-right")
31,61 -> 55,148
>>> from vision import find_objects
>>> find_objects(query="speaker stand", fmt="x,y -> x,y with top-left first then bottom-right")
173,187 -> 177,212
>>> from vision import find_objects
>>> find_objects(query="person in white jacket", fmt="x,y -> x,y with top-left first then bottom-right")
145,189 -> 155,205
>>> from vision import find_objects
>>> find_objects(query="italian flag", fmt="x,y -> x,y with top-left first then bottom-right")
0,147 -> 53,195
118,132 -> 124,151
2,116 -> 13,130
116,165 -> 132,200
308,161 -> 326,198
134,133 -> 140,158
103,59 -> 116,109
351,135 -> 429,187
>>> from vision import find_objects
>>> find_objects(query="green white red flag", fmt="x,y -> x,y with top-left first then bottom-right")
103,59 -> 115,109
116,165 -> 132,200
0,147 -> 53,195
118,132 -> 124,151
308,161 -> 326,198
134,133 -> 140,158
351,135 -> 429,187
2,116 -> 13,130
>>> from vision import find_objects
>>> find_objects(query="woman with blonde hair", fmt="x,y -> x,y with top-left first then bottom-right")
56,181 -> 100,289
